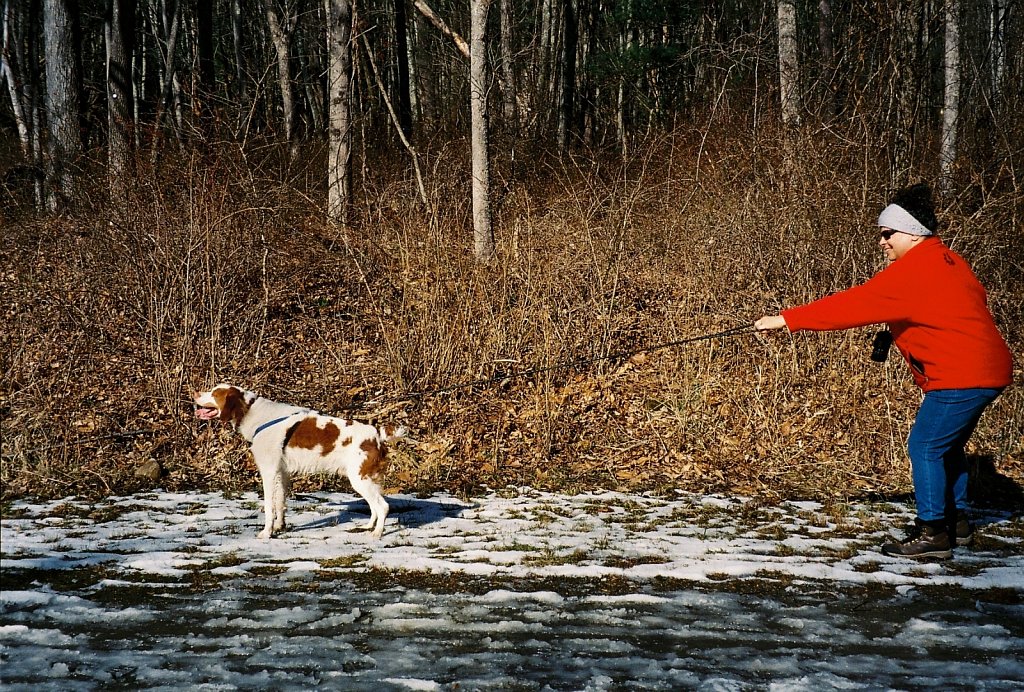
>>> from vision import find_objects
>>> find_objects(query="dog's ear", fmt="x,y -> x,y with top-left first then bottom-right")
218,387 -> 248,427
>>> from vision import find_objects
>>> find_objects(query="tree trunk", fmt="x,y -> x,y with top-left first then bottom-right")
231,0 -> 247,101
556,0 -> 576,152
470,0 -> 494,261
196,0 -> 214,114
777,0 -> 800,126
43,0 -> 83,212
616,0 -> 633,158
498,0 -> 515,125
150,0 -> 181,153
940,0 -> 960,193
325,0 -> 352,224
1,0 -> 30,156
394,0 -> 413,138
818,0 -> 834,112
989,1 -> 1006,113
106,0 -> 136,207
263,0 -> 299,160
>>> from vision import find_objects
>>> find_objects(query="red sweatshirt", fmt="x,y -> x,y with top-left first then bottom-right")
781,237 -> 1013,392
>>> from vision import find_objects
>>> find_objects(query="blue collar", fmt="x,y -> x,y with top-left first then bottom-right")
253,415 -> 293,439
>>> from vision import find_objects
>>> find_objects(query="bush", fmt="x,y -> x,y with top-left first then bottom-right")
1,126 -> 1021,503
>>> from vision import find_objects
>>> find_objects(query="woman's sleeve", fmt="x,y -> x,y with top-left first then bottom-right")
781,267 -> 912,332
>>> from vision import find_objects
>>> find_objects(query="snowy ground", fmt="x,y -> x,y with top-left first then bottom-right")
2,488 -> 1023,690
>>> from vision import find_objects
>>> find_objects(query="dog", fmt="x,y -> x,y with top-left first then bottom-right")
193,384 -> 405,539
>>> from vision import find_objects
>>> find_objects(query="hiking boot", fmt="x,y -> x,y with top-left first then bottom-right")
900,513 -> 974,548
949,511 -> 974,547
881,519 -> 952,559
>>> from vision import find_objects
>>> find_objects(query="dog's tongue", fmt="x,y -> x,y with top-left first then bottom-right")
195,407 -> 219,420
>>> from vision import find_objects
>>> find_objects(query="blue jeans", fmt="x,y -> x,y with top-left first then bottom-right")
907,388 -> 1002,523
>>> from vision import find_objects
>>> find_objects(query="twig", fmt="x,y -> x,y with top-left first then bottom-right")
1,429 -> 155,461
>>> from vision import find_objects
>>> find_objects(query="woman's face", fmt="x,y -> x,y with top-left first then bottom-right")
878,228 -> 920,262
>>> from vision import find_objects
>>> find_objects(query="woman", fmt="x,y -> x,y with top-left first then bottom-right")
755,183 -> 1013,559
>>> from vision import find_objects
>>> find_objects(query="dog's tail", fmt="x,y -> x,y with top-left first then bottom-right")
378,424 -> 408,443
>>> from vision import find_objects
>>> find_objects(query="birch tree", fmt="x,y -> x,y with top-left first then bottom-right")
412,0 -> 493,260
469,0 -> 494,260
2,0 -> 43,208
556,0 -> 576,152
777,0 -> 799,126
1,0 -> 30,156
263,0 -> 300,161
939,0 -> 960,194
498,0 -> 515,125
326,0 -> 352,224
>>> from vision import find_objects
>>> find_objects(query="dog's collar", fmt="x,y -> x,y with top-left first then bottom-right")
253,415 -> 295,438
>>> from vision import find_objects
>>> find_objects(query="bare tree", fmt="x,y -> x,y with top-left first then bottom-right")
989,1 -> 1007,110
470,0 -> 494,260
263,0 -> 300,160
940,0 -> 960,193
777,0 -> 800,126
2,0 -> 43,208
818,0 -> 834,113
615,0 -> 634,157
498,0 -> 515,125
196,0 -> 214,97
232,0 -> 248,107
1,0 -> 30,156
556,0 -> 576,152
360,32 -> 430,210
43,0 -> 83,212
413,0 -> 494,260
325,0 -> 352,224
106,0 -> 136,206
394,0 -> 413,138
150,0 -> 182,152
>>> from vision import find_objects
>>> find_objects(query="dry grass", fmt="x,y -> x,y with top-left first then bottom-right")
1,125 -> 1021,505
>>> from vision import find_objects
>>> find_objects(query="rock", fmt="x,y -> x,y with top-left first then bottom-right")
136,459 -> 162,482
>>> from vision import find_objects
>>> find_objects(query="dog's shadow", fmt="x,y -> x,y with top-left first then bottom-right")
289,495 -> 475,533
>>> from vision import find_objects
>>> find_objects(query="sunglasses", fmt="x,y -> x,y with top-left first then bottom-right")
879,229 -> 899,240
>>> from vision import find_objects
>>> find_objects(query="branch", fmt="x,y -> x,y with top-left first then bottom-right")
412,0 -> 469,59
359,33 -> 431,211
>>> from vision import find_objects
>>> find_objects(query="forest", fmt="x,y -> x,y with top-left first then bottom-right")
1,0 -> 1022,504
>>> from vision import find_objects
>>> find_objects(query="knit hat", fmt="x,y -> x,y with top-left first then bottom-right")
877,204 -> 933,236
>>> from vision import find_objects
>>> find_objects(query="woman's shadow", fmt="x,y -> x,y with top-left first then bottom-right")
968,454 -> 1024,520
861,454 -> 1021,528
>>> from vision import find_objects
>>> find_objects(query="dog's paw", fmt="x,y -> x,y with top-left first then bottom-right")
257,530 -> 272,540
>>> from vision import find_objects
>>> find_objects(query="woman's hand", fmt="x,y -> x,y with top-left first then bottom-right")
754,315 -> 787,331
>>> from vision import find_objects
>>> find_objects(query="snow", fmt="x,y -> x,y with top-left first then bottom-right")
2,488 -> 1023,689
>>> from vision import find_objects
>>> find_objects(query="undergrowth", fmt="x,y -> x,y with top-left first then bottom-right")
1,125 -> 1021,505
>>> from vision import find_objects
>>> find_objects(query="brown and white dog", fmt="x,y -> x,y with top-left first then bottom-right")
193,384 -> 405,539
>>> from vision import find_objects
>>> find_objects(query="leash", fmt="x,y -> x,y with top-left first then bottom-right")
3,326 -> 755,459
356,324 -> 756,408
